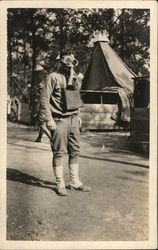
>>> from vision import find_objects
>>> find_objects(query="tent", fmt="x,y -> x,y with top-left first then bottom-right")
80,34 -> 137,128
82,35 -> 137,94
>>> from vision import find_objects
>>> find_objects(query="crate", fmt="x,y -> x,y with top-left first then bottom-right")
130,108 -> 149,154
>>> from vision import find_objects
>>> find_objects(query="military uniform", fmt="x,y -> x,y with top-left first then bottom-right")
39,69 -> 90,196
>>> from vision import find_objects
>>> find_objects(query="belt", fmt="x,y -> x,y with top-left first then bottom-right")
52,113 -> 78,119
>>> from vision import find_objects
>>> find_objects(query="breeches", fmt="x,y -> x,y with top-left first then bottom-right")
51,114 -> 80,167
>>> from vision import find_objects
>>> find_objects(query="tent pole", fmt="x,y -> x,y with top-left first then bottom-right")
100,94 -> 103,104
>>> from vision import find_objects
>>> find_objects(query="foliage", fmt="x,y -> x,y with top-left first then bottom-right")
111,9 -> 150,76
7,8 -> 150,107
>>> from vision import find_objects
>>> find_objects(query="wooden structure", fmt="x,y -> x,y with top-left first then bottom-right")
130,76 -> 150,154
80,90 -> 120,130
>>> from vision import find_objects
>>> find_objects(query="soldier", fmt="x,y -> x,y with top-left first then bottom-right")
10,96 -> 21,122
33,65 -> 47,142
39,50 -> 91,196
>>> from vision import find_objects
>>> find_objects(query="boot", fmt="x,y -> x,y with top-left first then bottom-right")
69,164 -> 91,192
53,165 -> 67,196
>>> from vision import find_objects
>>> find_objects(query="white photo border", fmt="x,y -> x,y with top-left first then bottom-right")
0,1 -> 157,249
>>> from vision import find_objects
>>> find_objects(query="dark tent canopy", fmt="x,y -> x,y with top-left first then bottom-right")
82,40 -> 137,94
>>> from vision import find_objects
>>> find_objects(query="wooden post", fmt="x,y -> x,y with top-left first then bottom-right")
100,94 -> 103,104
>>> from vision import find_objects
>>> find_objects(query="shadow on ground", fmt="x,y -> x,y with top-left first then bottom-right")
80,154 -> 149,169
7,168 -> 56,192
8,140 -> 148,169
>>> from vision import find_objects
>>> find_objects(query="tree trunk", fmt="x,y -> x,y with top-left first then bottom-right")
30,9 -> 37,124
108,9 -> 115,42
121,9 -> 125,61
8,42 -> 13,97
59,10 -> 64,51
16,45 -> 20,75
23,40 -> 27,86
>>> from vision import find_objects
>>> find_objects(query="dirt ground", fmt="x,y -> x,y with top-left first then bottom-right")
7,123 -> 149,241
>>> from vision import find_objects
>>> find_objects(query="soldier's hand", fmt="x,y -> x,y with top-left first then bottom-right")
47,120 -> 56,131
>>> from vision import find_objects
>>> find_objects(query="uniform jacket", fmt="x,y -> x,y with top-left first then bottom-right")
39,72 -> 81,122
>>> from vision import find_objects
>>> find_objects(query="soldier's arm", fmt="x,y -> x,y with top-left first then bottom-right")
38,74 -> 55,124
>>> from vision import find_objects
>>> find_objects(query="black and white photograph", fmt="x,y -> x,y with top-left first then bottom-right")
0,1 -> 157,249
